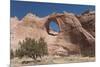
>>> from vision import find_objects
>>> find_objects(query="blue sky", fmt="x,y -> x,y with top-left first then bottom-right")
11,0 -> 95,32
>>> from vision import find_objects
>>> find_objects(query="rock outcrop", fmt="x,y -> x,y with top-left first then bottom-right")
11,11 -> 95,57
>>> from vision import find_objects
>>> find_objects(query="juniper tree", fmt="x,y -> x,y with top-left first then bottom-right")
15,37 -> 48,61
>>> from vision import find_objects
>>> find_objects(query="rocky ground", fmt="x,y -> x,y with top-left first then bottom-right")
11,56 -> 95,67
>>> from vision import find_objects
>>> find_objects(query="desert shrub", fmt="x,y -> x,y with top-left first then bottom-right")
15,37 -> 48,60
10,49 -> 14,59
80,44 -> 95,57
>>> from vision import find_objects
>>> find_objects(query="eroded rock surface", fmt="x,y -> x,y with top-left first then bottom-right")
11,11 -> 95,56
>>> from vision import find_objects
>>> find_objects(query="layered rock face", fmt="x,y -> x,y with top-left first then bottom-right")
77,11 -> 95,37
11,11 -> 95,56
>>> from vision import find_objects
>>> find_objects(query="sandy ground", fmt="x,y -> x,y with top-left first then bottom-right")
10,56 -> 95,67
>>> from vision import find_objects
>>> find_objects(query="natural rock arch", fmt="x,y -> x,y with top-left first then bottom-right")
45,13 -> 65,36
45,12 -> 95,56
45,13 -> 94,44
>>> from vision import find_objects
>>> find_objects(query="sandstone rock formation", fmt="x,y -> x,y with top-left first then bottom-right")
11,11 -> 95,57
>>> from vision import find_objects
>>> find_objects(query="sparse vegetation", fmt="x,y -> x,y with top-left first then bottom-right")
10,49 -> 14,59
15,37 -> 48,61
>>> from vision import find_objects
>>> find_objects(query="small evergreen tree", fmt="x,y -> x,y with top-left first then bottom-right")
10,49 -> 14,59
15,37 -> 48,61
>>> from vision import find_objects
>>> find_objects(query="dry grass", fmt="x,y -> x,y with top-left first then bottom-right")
10,56 -> 95,67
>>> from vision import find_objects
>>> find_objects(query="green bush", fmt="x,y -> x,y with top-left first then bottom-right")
10,49 -> 14,59
15,37 -> 48,60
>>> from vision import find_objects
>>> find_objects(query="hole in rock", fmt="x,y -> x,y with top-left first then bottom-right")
49,21 -> 60,32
